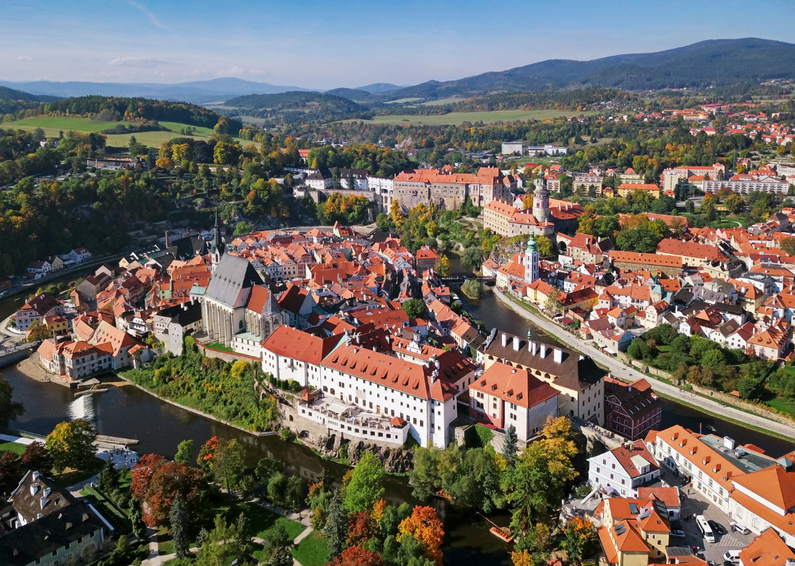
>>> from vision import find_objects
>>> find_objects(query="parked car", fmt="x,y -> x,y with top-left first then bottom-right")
709,520 -> 727,536
671,528 -> 686,537
724,550 -> 741,563
730,522 -> 750,535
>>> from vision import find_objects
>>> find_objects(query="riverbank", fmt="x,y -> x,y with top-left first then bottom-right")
493,288 -> 795,442
116,373 -> 280,438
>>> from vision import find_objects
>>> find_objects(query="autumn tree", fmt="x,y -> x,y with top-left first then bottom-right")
343,452 -> 385,514
131,454 -> 208,527
561,516 -> 597,564
27,320 -> 51,342
397,506 -> 444,566
45,419 -> 96,472
437,255 -> 451,277
0,376 -> 24,429
503,417 -> 579,534
329,546 -> 384,566
781,236 -> 795,257
534,235 -> 556,259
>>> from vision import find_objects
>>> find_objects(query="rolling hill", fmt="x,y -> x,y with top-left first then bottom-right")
223,91 -> 368,124
387,38 -> 795,99
0,86 -> 58,102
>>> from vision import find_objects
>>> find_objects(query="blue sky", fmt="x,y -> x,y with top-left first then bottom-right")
1,0 -> 793,89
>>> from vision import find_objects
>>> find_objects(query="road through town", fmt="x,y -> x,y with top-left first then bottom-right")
493,289 -> 795,441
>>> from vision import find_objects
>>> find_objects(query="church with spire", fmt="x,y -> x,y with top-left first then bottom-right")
200,211 -> 287,350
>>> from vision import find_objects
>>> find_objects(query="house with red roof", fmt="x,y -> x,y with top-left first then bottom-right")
469,361 -> 559,442
587,439 -> 660,497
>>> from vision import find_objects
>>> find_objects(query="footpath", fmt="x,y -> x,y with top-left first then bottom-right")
493,289 -> 795,440
140,498 -> 313,566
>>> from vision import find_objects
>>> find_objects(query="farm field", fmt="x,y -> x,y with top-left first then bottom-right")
346,108 -> 596,126
1,116 -> 250,148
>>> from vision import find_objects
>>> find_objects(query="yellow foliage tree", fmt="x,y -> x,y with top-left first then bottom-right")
398,506 -> 444,566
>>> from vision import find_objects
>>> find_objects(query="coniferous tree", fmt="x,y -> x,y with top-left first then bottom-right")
326,491 -> 347,560
503,425 -> 518,464
170,493 -> 190,559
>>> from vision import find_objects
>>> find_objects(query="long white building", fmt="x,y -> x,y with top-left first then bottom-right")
262,327 -> 476,447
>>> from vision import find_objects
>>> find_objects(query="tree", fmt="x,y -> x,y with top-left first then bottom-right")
0,376 -> 24,428
131,455 -> 208,527
534,235 -> 556,259
397,506 -> 444,566
268,472 -> 287,505
437,255 -> 451,277
195,515 -> 255,566
174,440 -> 194,465
462,246 -> 484,271
561,516 -> 597,565
98,457 -> 121,497
503,417 -> 579,534
461,279 -> 481,300
0,452 -> 21,496
725,193 -> 745,214
326,491 -> 347,560
286,475 -> 304,511
21,441 -> 52,474
503,425 -> 518,464
544,287 -> 562,315
130,497 -> 147,539
46,419 -> 96,472
210,438 -> 245,492
400,298 -> 427,320
737,376 -> 764,401
170,492 -> 190,559
343,452 -> 385,514
27,320 -> 51,342
781,236 -> 795,257
329,546 -> 384,566
256,456 -> 282,486
261,521 -> 292,566
627,338 -> 650,360
234,221 -> 251,236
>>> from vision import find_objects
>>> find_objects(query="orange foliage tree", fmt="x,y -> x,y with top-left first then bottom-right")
397,506 -> 444,566
328,545 -> 384,566
131,454 -> 207,527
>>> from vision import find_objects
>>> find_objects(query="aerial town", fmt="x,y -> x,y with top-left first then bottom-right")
3,9 -> 795,566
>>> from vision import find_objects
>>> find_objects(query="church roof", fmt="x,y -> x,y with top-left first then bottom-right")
205,254 -> 263,308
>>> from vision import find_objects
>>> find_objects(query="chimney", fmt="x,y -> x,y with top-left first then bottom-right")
554,348 -> 563,363
165,230 -> 170,248
628,384 -> 632,392
501,333 -> 508,347
513,336 -> 520,351
724,436 -> 736,450
540,344 -> 547,358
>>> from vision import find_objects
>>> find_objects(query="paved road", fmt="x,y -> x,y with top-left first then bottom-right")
494,289 -> 795,440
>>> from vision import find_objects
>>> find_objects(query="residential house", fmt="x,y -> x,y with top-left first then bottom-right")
604,377 -> 662,441
588,440 -> 660,497
14,293 -> 64,331
469,361 -> 559,442
597,496 -> 672,566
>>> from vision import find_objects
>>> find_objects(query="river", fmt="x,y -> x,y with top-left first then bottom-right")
2,265 -> 792,565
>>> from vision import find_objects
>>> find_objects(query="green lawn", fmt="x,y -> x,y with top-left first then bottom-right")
765,397 -> 795,418
343,109 -> 596,126
0,441 -> 26,455
292,531 -> 328,566
1,116 -> 253,149
54,456 -> 105,487
80,483 -> 132,532
203,341 -> 235,353
230,502 -> 305,540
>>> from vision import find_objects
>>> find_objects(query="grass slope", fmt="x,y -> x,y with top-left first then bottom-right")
0,441 -> 26,455
1,116 -> 250,148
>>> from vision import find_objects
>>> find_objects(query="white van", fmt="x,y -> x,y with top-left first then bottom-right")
724,550 -> 741,563
696,515 -> 715,543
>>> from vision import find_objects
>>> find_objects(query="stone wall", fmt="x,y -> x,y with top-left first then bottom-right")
198,342 -> 260,364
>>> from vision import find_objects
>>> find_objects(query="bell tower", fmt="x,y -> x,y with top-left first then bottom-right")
524,236 -> 539,283
210,209 -> 225,274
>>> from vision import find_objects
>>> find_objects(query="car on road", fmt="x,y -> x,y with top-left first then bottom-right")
671,528 -> 685,537
724,550 -> 741,563
709,520 -> 727,536
730,522 -> 750,535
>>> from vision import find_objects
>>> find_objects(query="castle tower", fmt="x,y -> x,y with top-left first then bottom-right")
532,181 -> 551,223
524,236 -> 539,284
210,209 -> 225,274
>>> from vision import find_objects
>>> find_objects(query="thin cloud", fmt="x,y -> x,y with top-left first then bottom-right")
125,0 -> 170,31
216,66 -> 245,77
108,56 -> 170,67
17,55 -> 34,61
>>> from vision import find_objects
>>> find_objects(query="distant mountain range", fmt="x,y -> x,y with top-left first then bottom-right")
387,38 -> 795,99
0,85 -> 58,102
1,39 -> 794,106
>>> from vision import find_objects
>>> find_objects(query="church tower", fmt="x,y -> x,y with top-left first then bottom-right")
524,236 -> 539,284
532,180 -> 551,223
210,209 -> 225,274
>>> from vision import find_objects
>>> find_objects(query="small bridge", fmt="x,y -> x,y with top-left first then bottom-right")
440,275 -> 496,285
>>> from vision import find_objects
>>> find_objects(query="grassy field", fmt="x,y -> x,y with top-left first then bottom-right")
1,116 -> 250,149
292,531 -> 328,566
346,108 -> 596,126
420,96 -> 466,106
0,440 -> 26,455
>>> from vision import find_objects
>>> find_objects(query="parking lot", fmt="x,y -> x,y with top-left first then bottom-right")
675,480 -> 756,564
